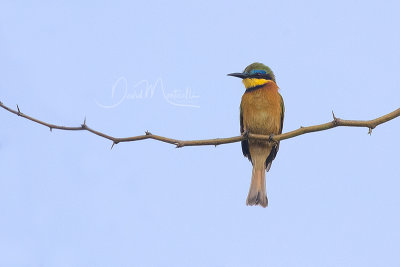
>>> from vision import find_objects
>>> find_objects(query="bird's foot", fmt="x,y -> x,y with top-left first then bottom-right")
242,130 -> 249,139
268,134 -> 278,145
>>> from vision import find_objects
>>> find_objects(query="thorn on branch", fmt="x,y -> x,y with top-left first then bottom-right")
81,117 -> 87,129
16,104 -> 21,115
145,130 -> 152,135
111,140 -> 120,150
332,111 -> 339,126
175,142 -> 183,148
368,127 -> 373,135
49,127 -> 53,132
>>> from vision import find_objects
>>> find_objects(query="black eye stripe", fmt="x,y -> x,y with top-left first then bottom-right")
249,73 -> 272,79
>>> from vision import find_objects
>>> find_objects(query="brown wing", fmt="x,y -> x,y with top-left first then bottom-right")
240,106 -> 252,163
265,93 -> 285,171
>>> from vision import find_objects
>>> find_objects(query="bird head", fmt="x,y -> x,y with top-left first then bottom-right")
228,62 -> 276,89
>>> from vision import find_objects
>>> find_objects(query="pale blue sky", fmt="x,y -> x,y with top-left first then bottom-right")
1,1 -> 400,266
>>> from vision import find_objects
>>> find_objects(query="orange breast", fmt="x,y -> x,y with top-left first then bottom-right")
240,81 -> 282,135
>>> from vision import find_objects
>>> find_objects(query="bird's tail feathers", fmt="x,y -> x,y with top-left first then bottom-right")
246,165 -> 268,207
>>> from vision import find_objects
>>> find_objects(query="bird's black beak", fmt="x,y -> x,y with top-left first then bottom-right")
227,72 -> 249,79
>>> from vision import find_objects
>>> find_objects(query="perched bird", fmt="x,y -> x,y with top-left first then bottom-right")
228,63 -> 284,207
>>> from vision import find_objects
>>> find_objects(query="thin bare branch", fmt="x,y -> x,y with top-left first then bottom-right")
1,101 -> 399,148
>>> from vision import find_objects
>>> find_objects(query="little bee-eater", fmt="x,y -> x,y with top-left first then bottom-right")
228,63 -> 284,207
